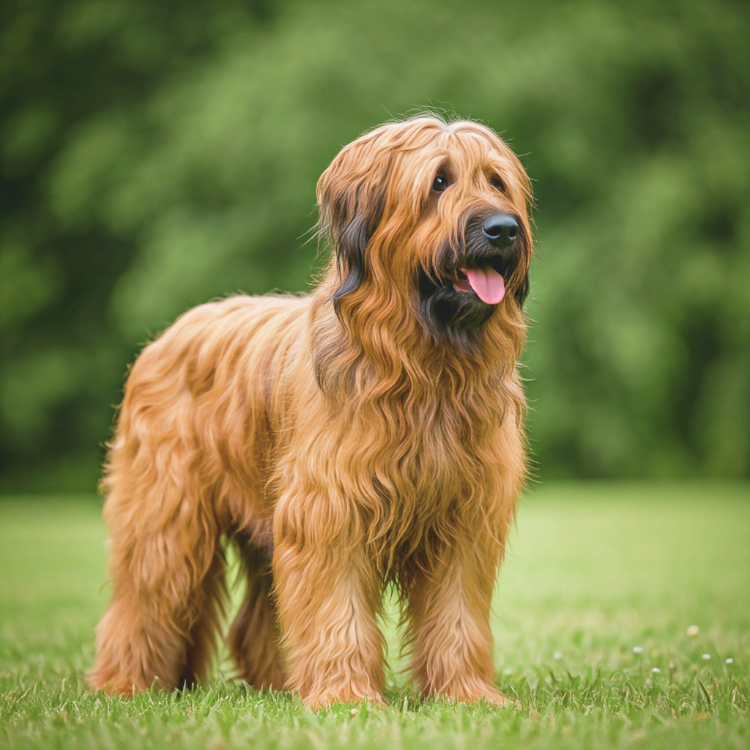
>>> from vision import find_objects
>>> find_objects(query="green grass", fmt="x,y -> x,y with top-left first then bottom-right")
1,483 -> 748,749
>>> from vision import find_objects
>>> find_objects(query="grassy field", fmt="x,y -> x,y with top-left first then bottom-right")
1,483 -> 748,749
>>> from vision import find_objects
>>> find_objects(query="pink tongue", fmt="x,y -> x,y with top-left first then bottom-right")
466,266 -> 506,304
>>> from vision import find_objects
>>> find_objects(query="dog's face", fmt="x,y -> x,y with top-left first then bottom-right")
317,116 -> 533,345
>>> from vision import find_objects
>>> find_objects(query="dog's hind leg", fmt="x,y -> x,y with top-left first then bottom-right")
228,536 -> 286,691
89,442 -> 225,695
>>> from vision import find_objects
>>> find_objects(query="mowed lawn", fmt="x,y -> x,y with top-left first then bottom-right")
0,484 -> 748,750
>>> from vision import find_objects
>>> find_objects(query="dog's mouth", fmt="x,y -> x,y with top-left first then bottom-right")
452,264 -> 506,305
417,234 -> 527,342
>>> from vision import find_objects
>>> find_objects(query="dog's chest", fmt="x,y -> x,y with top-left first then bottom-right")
367,412 -> 488,505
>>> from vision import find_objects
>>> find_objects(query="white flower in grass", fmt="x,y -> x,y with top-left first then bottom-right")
652,668 -> 661,674
553,652 -> 563,660
725,658 -> 734,665
687,625 -> 700,637
633,646 -> 643,654
702,654 -> 711,660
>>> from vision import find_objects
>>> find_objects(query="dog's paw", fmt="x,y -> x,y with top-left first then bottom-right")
429,683 -> 519,709
302,689 -> 385,711
474,686 -> 520,709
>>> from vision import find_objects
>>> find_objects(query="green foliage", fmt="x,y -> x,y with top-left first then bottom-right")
1,0 -> 749,488
1,485 -> 749,748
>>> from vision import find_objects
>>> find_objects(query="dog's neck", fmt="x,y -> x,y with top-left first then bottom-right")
308,276 -> 527,425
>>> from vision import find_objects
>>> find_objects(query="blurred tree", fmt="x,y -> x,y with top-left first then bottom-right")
1,0 -> 748,490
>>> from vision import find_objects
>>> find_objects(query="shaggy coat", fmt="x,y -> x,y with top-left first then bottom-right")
89,115 -> 533,708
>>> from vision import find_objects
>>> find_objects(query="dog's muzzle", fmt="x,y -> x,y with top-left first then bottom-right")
451,213 -> 523,305
416,210 -> 528,342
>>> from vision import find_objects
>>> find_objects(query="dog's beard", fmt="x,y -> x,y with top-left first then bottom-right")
416,230 -> 525,347
418,270 -> 497,344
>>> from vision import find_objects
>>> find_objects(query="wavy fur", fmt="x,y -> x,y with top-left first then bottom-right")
89,114 -> 533,708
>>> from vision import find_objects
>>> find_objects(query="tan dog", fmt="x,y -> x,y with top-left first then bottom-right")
89,114 -> 533,708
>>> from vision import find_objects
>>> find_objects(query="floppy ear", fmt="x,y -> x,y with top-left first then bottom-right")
316,133 -> 391,303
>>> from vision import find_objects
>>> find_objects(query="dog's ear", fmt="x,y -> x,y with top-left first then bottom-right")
317,133 -> 391,303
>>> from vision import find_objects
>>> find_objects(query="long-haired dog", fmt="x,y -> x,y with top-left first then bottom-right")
89,114 -> 533,708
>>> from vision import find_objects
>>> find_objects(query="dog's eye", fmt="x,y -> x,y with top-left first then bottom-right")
432,175 -> 449,193
490,175 -> 506,193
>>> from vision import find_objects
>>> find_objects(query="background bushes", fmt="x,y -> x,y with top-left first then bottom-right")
1,0 -> 748,489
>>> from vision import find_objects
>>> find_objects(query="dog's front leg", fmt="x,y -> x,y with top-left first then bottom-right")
272,500 -> 385,709
406,535 -> 510,706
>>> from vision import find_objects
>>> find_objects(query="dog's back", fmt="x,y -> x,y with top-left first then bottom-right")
103,292 -> 310,515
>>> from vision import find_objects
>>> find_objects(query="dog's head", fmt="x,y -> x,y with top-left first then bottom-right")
317,115 -> 533,347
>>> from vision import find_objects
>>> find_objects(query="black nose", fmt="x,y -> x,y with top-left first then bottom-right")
483,213 -> 519,248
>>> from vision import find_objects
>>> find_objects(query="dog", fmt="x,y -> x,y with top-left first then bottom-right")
89,114 -> 533,708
